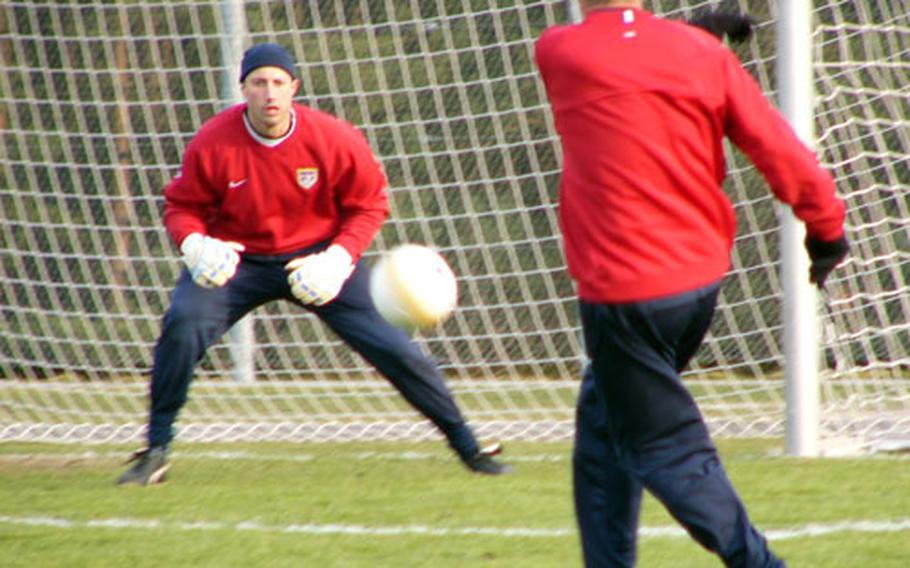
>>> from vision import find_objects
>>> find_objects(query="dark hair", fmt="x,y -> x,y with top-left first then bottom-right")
688,12 -> 755,44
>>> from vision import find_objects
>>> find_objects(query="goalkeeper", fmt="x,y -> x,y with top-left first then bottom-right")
117,43 -> 509,485
535,2 -> 849,567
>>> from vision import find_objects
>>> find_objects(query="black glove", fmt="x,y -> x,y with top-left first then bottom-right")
805,235 -> 849,289
688,12 -> 756,44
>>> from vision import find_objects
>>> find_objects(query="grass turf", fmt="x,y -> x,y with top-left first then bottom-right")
0,439 -> 908,567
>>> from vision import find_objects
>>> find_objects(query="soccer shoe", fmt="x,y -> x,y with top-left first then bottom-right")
462,443 -> 513,475
116,446 -> 170,486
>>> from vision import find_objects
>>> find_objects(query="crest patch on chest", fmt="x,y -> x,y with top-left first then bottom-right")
296,167 -> 319,190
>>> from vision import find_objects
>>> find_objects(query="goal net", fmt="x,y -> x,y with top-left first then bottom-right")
2,1 -> 908,450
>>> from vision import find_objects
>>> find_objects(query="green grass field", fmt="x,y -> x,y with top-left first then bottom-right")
1,439 -> 908,567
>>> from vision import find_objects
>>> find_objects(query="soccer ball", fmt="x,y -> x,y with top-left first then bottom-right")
369,244 -> 458,330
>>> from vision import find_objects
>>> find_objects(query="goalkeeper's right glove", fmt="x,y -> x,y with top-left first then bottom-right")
804,234 -> 850,289
180,233 -> 245,288
688,11 -> 755,44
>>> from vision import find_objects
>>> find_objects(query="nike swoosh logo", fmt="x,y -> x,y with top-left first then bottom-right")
228,179 -> 247,189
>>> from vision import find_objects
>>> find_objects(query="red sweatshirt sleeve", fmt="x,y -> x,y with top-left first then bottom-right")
721,50 -> 845,241
327,125 -> 389,261
162,140 -> 217,248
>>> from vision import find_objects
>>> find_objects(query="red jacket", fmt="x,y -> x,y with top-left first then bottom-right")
535,8 -> 845,302
163,103 -> 388,259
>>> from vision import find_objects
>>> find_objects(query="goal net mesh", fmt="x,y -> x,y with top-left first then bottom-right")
2,1 -> 908,448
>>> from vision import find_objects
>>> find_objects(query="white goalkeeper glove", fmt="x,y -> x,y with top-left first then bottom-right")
180,233 -> 245,288
285,244 -> 354,306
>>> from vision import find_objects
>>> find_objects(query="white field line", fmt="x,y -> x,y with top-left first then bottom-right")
352,450 -> 566,463
2,452 -> 910,541
3,448 -> 908,466
765,519 -> 910,541
0,450 -> 316,464
0,449 -> 567,464
0,513 -> 908,541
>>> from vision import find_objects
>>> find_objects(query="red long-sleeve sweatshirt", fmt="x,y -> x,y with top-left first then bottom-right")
535,8 -> 846,302
163,103 -> 388,259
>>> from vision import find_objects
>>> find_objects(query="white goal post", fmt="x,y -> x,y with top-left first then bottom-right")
1,1 -> 908,452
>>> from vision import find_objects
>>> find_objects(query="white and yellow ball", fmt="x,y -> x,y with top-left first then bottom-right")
370,244 -> 458,330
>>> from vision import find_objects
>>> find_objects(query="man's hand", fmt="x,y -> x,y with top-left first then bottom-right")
688,11 -> 755,44
180,233 -> 245,288
286,244 -> 354,305
805,235 -> 850,289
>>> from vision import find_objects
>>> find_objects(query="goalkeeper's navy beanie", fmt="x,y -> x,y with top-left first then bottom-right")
239,43 -> 297,82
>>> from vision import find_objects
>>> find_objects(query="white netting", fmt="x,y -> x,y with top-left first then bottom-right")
1,1 -> 908,447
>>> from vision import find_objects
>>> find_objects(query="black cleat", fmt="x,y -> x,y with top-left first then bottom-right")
463,443 -> 512,475
116,447 -> 170,486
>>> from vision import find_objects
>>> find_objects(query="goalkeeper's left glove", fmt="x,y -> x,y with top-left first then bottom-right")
805,234 -> 850,289
285,244 -> 354,305
688,11 -> 755,44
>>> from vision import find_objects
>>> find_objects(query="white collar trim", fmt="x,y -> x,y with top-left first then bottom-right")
243,107 -> 296,147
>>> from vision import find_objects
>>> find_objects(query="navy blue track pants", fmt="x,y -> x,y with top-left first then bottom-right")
573,282 -> 784,568
147,246 -> 479,459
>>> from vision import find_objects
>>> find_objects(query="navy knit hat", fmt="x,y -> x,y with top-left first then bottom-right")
239,43 -> 297,82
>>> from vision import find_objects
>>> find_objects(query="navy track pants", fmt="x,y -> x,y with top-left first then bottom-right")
573,282 -> 785,568
146,246 -> 479,459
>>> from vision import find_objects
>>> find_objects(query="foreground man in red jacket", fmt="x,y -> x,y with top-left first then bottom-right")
118,43 -> 508,485
536,2 -> 848,566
